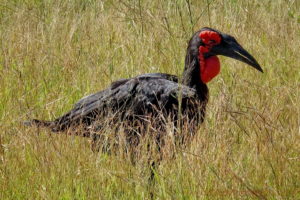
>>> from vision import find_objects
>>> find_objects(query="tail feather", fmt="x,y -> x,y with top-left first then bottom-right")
24,119 -> 55,128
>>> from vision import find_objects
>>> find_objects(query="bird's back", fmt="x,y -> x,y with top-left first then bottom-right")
30,73 -> 207,136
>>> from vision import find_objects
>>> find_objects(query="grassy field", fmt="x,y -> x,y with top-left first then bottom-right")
0,0 -> 299,199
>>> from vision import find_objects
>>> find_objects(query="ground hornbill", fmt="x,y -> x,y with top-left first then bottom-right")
26,27 -> 262,152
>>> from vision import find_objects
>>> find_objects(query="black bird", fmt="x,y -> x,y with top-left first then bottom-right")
26,27 -> 262,150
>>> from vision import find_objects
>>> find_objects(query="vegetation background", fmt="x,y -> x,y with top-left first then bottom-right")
0,0 -> 299,199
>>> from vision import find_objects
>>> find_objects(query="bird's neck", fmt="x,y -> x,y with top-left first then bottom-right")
182,45 -> 206,87
182,42 -> 209,100
182,55 -> 203,87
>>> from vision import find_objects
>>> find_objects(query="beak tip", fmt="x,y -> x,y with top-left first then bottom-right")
256,65 -> 263,73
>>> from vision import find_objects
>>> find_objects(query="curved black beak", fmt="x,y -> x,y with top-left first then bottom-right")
211,38 -> 263,72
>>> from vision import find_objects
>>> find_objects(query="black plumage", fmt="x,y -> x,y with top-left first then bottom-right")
26,27 -> 262,150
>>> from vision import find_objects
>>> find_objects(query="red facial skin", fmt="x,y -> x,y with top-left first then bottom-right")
198,31 -> 222,83
200,56 -> 220,83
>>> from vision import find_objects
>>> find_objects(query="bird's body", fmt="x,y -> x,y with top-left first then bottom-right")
52,72 -> 205,132
27,27 -> 262,151
31,72 -> 208,148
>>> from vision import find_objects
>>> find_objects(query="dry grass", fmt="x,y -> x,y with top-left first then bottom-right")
0,0 -> 299,199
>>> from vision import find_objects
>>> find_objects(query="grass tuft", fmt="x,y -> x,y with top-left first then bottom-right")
0,0 -> 299,199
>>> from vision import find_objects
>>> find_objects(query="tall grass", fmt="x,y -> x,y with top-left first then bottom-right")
0,0 -> 299,199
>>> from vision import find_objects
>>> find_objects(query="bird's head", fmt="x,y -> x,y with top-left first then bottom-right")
192,27 -> 263,83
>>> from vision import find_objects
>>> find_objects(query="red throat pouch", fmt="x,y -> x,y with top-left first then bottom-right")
200,56 -> 220,83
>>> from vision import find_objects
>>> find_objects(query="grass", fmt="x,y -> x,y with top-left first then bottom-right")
0,0 -> 299,199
